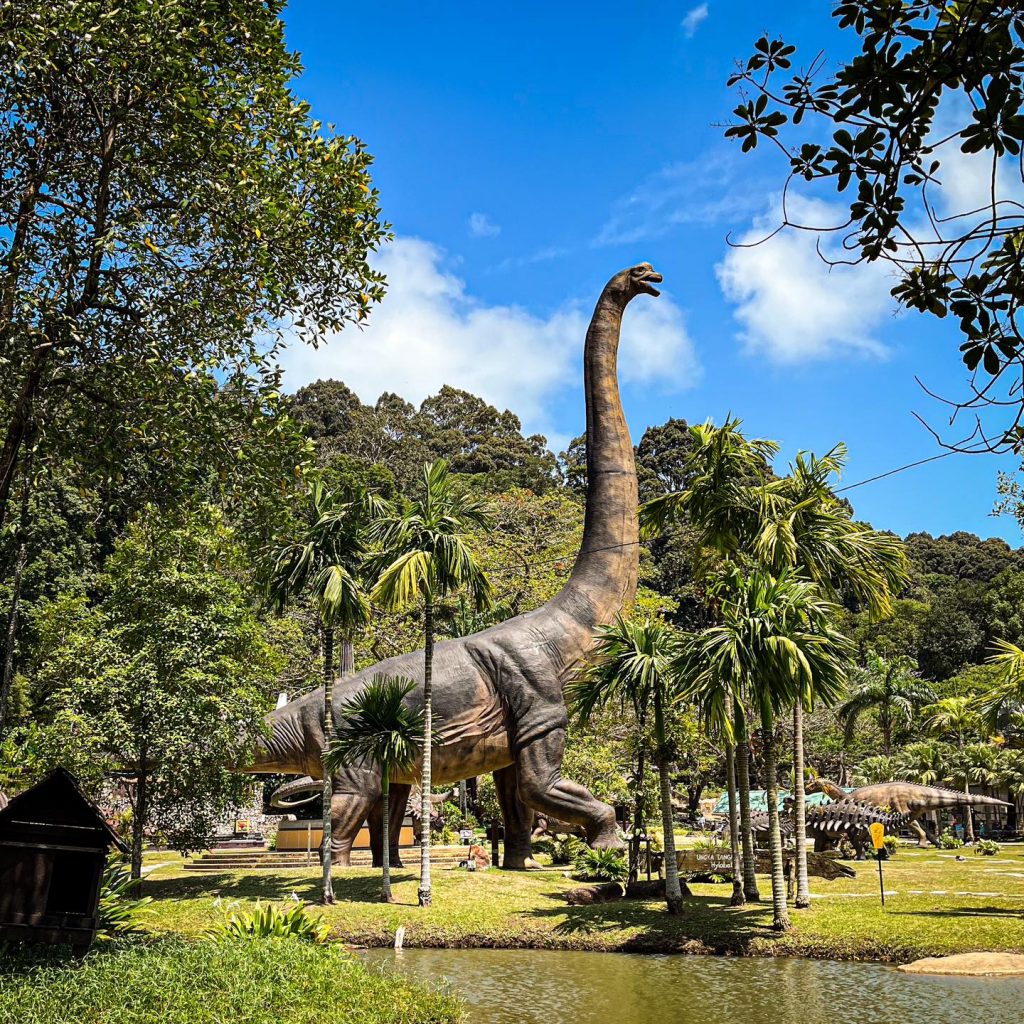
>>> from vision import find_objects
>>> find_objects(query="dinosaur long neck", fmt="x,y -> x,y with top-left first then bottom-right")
551,286 -> 639,633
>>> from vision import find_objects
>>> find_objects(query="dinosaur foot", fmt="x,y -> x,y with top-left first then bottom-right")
588,828 -> 626,852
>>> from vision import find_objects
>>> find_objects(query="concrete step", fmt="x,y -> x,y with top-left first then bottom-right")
182,848 -> 472,872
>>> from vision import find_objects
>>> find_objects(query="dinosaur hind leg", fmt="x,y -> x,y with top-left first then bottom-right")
909,818 -> 934,848
330,783 -> 379,867
515,729 -> 621,850
367,783 -> 411,869
494,763 -> 539,869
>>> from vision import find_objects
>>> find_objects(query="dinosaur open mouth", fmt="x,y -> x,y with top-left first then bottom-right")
636,267 -> 663,296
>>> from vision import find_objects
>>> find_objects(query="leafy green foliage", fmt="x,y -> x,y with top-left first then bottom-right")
573,847 -> 628,883
0,0 -> 388,529
96,856 -> 153,941
324,675 -> 426,781
725,4 -> 1024,448
940,830 -> 965,850
213,901 -> 331,944
974,838 -> 1001,856
28,508 -> 279,863
0,937 -> 461,1024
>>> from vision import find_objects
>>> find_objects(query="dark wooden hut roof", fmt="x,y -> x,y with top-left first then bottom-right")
0,767 -> 127,853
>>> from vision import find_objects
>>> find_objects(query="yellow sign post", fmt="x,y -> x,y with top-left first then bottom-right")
869,822 -> 886,907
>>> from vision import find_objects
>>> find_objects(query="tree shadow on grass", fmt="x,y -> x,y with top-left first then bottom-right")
890,905 -> 1023,919
144,870 -> 418,905
525,891 -> 778,952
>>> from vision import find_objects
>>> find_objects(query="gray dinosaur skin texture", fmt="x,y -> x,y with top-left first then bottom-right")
237,264 -> 662,868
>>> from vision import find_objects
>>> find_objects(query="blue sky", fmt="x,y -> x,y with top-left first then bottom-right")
277,2 -> 1023,545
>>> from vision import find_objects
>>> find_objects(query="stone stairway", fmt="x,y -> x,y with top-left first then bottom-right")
183,846 -> 475,872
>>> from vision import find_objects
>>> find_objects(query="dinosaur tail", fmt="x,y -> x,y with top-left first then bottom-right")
918,790 -> 1012,810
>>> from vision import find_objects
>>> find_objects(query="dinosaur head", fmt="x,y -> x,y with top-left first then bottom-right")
605,263 -> 663,305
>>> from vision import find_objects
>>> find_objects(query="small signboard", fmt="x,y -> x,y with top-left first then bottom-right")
869,822 -> 885,850
459,828 -> 474,845
234,819 -> 250,835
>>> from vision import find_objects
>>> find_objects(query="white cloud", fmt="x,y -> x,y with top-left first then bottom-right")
716,196 -> 896,362
468,212 -> 500,238
278,238 -> 699,441
682,3 -> 709,37
595,153 -> 763,247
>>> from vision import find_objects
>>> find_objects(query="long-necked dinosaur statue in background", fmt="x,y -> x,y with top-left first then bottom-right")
806,778 -> 1010,847
239,264 -> 661,866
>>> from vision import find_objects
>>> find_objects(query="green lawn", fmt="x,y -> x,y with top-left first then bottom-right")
139,842 -> 1024,962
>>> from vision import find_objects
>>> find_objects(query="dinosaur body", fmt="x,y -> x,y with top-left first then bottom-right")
807,778 -> 1010,848
751,799 -> 908,859
240,264 -> 661,867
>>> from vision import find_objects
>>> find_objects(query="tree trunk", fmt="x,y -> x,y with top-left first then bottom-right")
881,706 -> 892,757
0,347 -> 48,533
321,625 -> 336,905
340,635 -> 355,677
418,599 -> 434,907
0,429 -> 33,735
792,702 -> 810,909
735,703 -> 760,901
381,768 -> 393,903
131,762 -> 148,886
725,738 -> 744,906
762,714 -> 791,931
655,688 -> 685,913
955,736 -> 974,842
628,708 -> 647,885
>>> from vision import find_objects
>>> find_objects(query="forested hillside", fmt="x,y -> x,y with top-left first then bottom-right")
3,374 -> 1022,833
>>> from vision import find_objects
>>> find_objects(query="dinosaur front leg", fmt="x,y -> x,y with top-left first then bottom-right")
494,763 -> 540,869
516,730 -> 621,850
908,817 -> 935,848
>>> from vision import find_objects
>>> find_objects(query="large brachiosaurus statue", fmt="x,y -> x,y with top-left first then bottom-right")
239,263 -> 661,867
806,778 -> 1010,847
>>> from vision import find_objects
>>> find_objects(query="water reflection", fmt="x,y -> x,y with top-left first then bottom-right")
360,948 -> 1024,1024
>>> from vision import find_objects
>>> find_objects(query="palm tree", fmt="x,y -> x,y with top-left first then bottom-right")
837,652 -> 934,756
264,479 -> 385,904
368,460 -> 492,907
685,568 -> 851,931
923,695 -> 982,839
642,418 -> 775,903
753,445 -> 907,908
569,615 -> 688,913
324,675 -> 426,903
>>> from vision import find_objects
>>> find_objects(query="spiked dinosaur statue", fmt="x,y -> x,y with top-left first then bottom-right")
806,778 -> 1010,848
240,264 -> 661,867
750,800 -> 909,859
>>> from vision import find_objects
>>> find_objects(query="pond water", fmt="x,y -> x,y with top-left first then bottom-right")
360,948 -> 1024,1024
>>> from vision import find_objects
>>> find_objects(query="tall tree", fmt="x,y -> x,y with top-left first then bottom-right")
33,507 -> 277,880
0,0 -> 387,530
325,675 -> 426,903
838,652 -> 935,756
686,569 -> 851,931
368,460 -> 492,907
923,695 -> 982,839
264,480 -> 384,904
569,616 -> 689,914
724,3 -> 1024,451
755,445 -> 907,907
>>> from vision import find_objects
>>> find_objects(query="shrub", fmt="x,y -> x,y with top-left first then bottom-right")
211,902 -> 330,944
573,847 -> 627,882
974,838 -> 1000,856
0,937 -> 461,1024
550,835 -> 586,866
882,835 -> 899,857
96,856 -> 152,940
940,830 -> 965,849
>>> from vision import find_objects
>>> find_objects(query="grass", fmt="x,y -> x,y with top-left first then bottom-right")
137,842 -> 1024,963
0,936 -> 462,1024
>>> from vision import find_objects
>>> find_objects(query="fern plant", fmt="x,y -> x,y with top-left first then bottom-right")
974,838 -> 1000,856
213,902 -> 331,944
96,855 -> 152,941
573,847 -> 627,883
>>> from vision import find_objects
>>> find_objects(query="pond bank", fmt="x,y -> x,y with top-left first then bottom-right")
142,846 -> 1024,965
